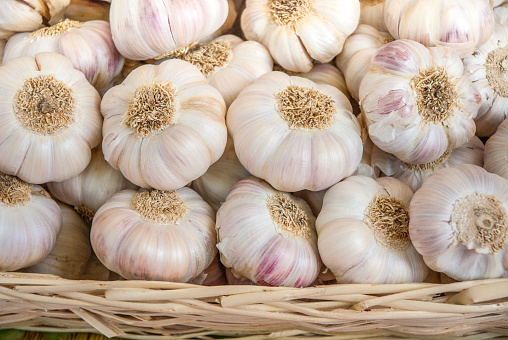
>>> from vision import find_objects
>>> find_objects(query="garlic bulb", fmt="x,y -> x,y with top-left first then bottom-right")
101,59 -> 227,191
201,0 -> 239,42
171,34 -> 273,107
228,71 -> 363,192
110,0 -> 228,60
0,0 -> 70,38
409,164 -> 508,281
360,0 -> 387,32
192,136 -> 251,211
91,187 -> 217,282
241,0 -> 360,72
47,145 -> 138,223
484,118 -> 508,179
354,113 -> 378,179
336,24 -> 394,101
383,0 -> 495,58
359,40 -> 481,165
316,176 -> 428,283
23,203 -> 91,279
463,24 -> 508,137
3,20 -> 123,90
0,173 -> 62,271
0,52 -> 102,184
64,0 -> 111,22
372,136 -> 484,192
216,177 -> 321,287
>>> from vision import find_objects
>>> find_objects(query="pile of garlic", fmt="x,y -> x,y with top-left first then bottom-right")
0,0 -> 507,286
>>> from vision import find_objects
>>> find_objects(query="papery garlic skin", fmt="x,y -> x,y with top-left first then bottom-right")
463,24 -> 508,137
384,0 -> 495,58
336,24 -> 394,101
201,0 -> 239,42
228,71 -> 362,192
372,136 -> 484,192
494,3 -> 508,24
172,34 -> 273,107
241,0 -> 360,72
0,0 -> 70,38
192,136 -> 251,211
316,176 -> 428,283
494,0 -> 506,7
64,0 -> 111,22
4,20 -> 124,90
0,52 -> 102,184
0,173 -> 62,271
79,254 -> 112,281
110,0 -> 228,60
101,59 -> 227,191
23,203 -> 91,279
484,118 -> 508,179
360,0 -> 387,32
47,145 -> 138,223
216,177 -> 321,287
360,40 -> 481,165
409,164 -> 508,281
91,187 -> 217,282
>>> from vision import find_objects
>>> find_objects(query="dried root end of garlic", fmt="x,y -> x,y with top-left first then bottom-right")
0,172 -> 31,207
179,40 -> 234,77
132,190 -> 189,225
266,193 -> 312,239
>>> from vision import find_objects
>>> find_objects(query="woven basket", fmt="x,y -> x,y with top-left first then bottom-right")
1,272 -> 508,339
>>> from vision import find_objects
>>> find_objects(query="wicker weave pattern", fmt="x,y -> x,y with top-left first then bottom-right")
1,273 -> 508,339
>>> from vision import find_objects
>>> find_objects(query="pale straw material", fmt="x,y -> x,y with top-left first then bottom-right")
0,272 -> 507,339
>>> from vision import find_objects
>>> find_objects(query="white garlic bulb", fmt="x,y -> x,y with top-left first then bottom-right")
172,34 -> 273,107
241,0 -> 360,72
216,177 -> 321,287
192,136 -> 251,212
384,0 -> 495,58
336,24 -> 394,101
0,52 -> 102,184
410,164 -> 508,281
0,0 -> 70,38
101,59 -> 227,191
228,71 -> 363,192
0,173 -> 62,271
484,118 -> 508,179
463,24 -> 508,137
4,20 -> 124,90
372,136 -> 484,192
201,0 -> 239,42
64,0 -> 111,22
360,0 -> 387,32
316,176 -> 428,283
360,40 -> 481,165
47,145 -> 138,223
22,203 -> 91,279
91,187 -> 217,282
110,0 -> 228,60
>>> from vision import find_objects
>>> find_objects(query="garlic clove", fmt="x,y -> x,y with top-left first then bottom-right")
201,0 -> 239,42
267,25 -> 313,73
359,0 -> 387,32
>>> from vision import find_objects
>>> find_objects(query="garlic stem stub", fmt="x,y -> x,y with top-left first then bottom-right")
0,173 -> 62,271
241,0 -> 361,72
316,176 -> 428,284
371,136 -> 485,192
216,177 -> 321,287
4,19 -> 124,90
169,34 -> 273,108
359,39 -> 481,165
0,0 -> 70,38
227,71 -> 363,192
47,145 -> 138,224
0,52 -> 102,184
463,23 -> 508,137
383,0 -> 495,58
101,59 -> 227,191
91,187 -> 217,282
22,202 -> 91,279
109,0 -> 228,60
409,164 -> 508,281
